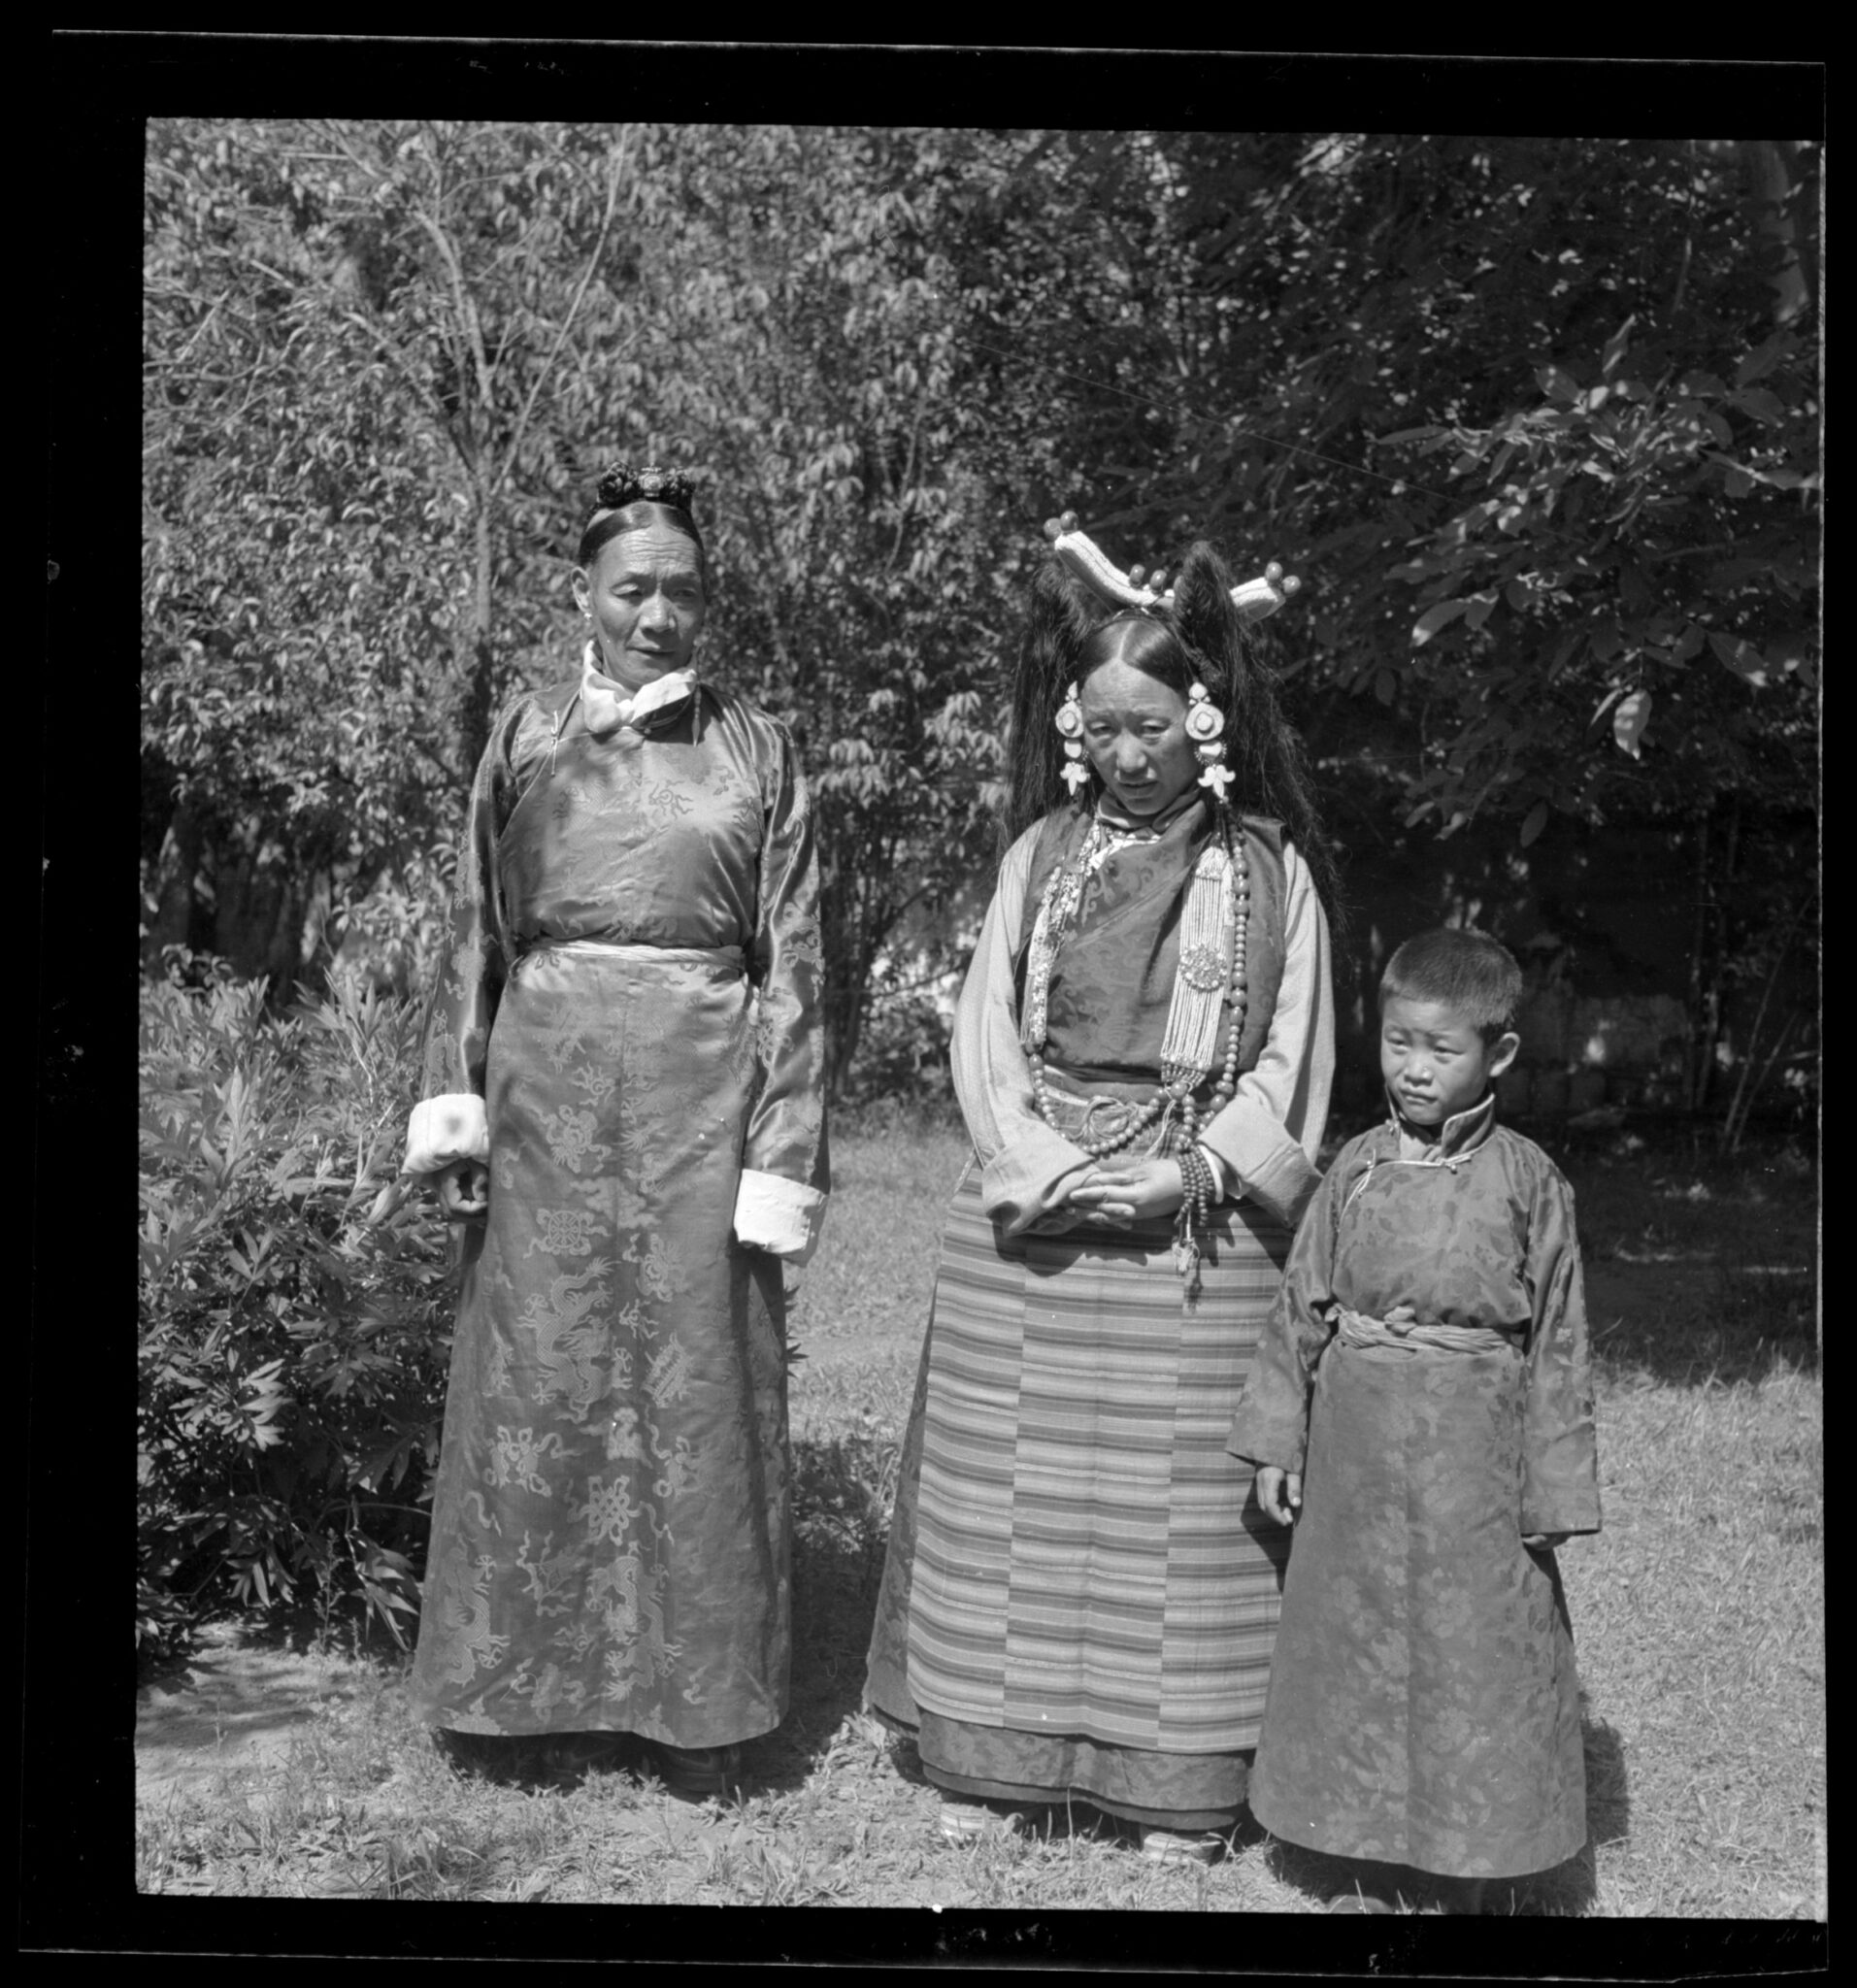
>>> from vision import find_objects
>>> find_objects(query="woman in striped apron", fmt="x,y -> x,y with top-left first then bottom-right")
865,519 -> 1340,1864
383,464 -> 828,1797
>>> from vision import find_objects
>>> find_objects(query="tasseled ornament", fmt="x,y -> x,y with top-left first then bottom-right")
1159,845 -> 1237,1089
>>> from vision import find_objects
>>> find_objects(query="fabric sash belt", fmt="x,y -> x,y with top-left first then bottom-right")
515,939 -> 746,974
1035,1081 -> 1171,1161
1334,1306 -> 1511,1355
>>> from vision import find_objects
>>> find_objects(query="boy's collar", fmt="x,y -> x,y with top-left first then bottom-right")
1385,1086 -> 1498,1161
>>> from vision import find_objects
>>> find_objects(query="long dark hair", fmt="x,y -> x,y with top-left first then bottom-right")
1004,539 -> 1342,922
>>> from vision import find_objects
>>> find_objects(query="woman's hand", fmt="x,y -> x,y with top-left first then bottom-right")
1063,1157 -> 1185,1223
1256,1467 -> 1302,1527
436,1159 -> 490,1221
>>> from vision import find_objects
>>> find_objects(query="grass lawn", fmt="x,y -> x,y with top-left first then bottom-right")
135,1119 -> 1822,1919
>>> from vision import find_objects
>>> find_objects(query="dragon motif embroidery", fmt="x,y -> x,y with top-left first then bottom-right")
430,1542 -> 512,1685
592,1545 -> 683,1691
571,1061 -> 618,1110
515,1260 -> 612,1414
514,1530 -> 579,1618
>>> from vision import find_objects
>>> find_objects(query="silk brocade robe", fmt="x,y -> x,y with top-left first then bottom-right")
406,676 -> 827,1745
1228,1104 -> 1600,1874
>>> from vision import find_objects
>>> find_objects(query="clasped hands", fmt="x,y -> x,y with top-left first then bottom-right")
1060,1156 -> 1186,1225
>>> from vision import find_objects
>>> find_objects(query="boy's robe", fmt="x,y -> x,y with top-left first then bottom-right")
1227,1093 -> 1599,1876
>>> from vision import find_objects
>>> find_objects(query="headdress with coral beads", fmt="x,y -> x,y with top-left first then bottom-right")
1041,513 -> 1305,807
1041,512 -> 1300,623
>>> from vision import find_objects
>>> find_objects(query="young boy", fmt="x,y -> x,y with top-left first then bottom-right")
1228,929 -> 1600,1913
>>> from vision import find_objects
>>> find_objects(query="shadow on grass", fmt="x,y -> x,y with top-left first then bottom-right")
149,1430 -> 902,1803
1547,1131 -> 1817,1390
137,1593 -> 417,1695
1255,1712 -> 1628,1916
1573,1714 -> 1631,1905
754,1429 -> 898,1791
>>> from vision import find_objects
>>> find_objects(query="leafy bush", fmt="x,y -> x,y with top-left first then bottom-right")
138,958 -> 454,1660
837,988 -> 957,1118
325,845 -> 458,1001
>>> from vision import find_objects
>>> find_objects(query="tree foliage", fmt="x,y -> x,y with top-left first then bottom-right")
143,119 -> 655,978
934,133 -> 1818,845
140,121 -> 1818,1656
144,123 -> 1818,1096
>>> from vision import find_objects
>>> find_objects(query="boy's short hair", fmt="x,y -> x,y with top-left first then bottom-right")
1378,928 -> 1523,1043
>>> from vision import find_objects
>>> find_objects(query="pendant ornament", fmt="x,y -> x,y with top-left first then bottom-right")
1018,812 -> 1254,1288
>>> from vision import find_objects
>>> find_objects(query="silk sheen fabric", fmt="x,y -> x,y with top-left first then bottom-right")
405,674 -> 827,1744
1228,1104 -> 1599,1873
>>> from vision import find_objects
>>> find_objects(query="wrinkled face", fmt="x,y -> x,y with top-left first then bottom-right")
1078,658 -> 1199,819
574,523 -> 708,690
1378,994 -> 1519,1127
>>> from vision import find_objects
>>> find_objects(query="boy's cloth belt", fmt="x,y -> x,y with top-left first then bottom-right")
1335,1307 -> 1511,1355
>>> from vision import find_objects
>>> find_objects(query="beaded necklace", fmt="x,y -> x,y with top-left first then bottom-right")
1019,807 -> 1252,1284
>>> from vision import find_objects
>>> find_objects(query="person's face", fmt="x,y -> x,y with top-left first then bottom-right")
1078,658 -> 1199,819
1378,994 -> 1519,1126
574,523 -> 708,690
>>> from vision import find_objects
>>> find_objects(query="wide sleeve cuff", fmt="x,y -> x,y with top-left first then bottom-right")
1521,1502 -> 1603,1539
1520,1452 -> 1604,1538
402,1093 -> 490,1175
733,1169 -> 828,1264
1225,1395 -> 1312,1474
1196,1100 -> 1323,1230
977,1122 -> 1097,1237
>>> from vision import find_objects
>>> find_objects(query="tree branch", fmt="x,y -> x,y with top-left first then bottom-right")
497,125 -> 633,493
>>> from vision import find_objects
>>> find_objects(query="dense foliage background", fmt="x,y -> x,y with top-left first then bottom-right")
139,122 -> 1819,1650
143,123 -> 1818,1090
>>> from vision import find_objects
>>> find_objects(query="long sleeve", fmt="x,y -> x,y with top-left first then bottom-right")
1196,840 -> 1335,1228
1519,1168 -> 1603,1536
949,829 -> 1097,1236
1225,1154 -> 1347,1471
733,722 -> 830,1262
400,711 -> 523,1176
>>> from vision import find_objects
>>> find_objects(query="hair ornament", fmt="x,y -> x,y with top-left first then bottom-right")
1185,682 -> 1235,803
594,461 -> 698,514
1054,680 -> 1091,793
1183,683 -> 1224,744
1042,514 -> 1303,624
1231,560 -> 1301,622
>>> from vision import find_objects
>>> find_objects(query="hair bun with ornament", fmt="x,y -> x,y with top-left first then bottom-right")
594,462 -> 698,515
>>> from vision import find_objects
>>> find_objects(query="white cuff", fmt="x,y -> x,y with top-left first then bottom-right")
403,1093 -> 490,1175
732,1169 -> 827,1264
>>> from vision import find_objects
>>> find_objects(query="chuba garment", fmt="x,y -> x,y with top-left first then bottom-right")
865,796 -> 1334,1828
405,670 -> 827,1745
1227,1094 -> 1600,1876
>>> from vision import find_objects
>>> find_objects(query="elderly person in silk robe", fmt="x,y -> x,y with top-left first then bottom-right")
381,462 -> 828,1798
